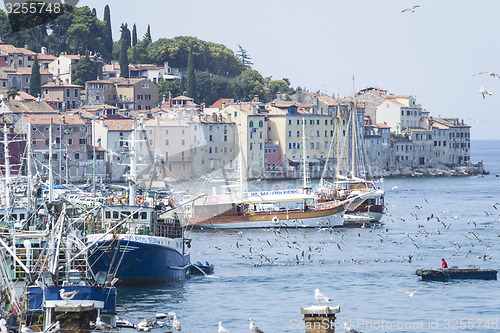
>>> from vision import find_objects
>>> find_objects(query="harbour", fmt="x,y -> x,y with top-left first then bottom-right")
109,140 -> 499,332
0,1 -> 499,330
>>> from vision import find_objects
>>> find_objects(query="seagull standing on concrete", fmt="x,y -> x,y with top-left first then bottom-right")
249,318 -> 264,333
95,317 -> 112,330
59,289 -> 79,301
402,5 -> 420,13
478,87 -> 492,99
218,321 -> 229,333
314,288 -> 332,306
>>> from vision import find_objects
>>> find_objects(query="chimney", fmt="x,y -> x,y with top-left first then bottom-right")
24,45 -> 28,49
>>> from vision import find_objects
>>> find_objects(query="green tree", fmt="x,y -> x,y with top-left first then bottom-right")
103,5 -> 113,56
186,49 -> 197,101
236,45 -> 253,70
65,7 -> 106,56
158,80 -> 181,101
132,24 -> 137,46
147,36 -> 241,76
72,56 -> 98,86
196,71 -> 231,106
144,24 -> 152,41
230,69 -> 264,101
30,55 -> 41,97
119,24 -> 130,78
7,86 -> 19,100
129,37 -> 152,64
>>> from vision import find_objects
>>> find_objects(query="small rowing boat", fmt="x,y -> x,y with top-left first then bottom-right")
416,266 -> 498,281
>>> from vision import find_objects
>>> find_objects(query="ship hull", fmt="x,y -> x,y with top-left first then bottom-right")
186,203 -> 346,229
87,234 -> 190,285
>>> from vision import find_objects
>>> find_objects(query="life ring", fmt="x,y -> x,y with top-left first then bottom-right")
110,196 -> 120,205
306,189 -> 312,195
135,195 -> 145,205
272,216 -> 280,224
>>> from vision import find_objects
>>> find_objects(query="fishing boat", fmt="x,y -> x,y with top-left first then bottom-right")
416,266 -> 498,281
85,120 -> 191,285
0,206 -> 117,332
184,120 -> 356,229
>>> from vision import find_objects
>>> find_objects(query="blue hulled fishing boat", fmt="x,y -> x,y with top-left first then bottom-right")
85,120 -> 191,285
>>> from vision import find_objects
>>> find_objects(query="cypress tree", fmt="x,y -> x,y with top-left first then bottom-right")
119,24 -> 130,78
144,24 -> 152,41
30,55 -> 41,97
186,49 -> 197,101
92,8 -> 97,17
103,5 -> 113,55
132,24 -> 137,47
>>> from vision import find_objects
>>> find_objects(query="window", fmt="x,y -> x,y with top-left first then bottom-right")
249,143 -> 253,150
296,120 -> 300,125
289,143 -> 292,149
165,139 -> 169,146
273,148 -> 276,153
259,121 -> 263,127
249,121 -> 254,128
209,135 -> 213,142
288,131 -> 291,137
296,131 -> 300,137
79,138 -> 86,144
74,89 -> 78,97
288,119 -> 291,125
66,88 -> 70,97
141,83 -> 149,89
224,135 -> 227,141
75,153 -> 80,159
137,94 -> 143,100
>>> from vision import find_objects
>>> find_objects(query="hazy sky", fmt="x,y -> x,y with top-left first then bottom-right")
14,1 -> 500,139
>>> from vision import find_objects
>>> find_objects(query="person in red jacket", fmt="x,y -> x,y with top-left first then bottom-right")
441,258 -> 448,268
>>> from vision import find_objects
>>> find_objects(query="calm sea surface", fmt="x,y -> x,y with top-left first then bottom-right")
118,140 -> 500,333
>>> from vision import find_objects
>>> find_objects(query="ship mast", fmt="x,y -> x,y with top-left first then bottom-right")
128,119 -> 137,205
3,123 -> 10,208
48,119 -> 53,202
301,117 -> 310,189
27,122 -> 33,212
351,76 -> 356,179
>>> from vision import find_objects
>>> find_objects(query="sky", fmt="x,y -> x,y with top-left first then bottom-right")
7,0 -> 500,139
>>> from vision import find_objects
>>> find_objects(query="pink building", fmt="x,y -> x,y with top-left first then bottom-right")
264,143 -> 281,171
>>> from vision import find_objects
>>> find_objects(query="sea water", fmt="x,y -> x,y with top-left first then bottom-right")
118,140 -> 500,332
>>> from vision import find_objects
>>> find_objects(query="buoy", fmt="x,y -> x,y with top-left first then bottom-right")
110,196 -> 120,205
135,195 -> 144,205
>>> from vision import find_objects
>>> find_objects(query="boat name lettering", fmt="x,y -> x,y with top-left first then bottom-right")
248,189 -> 300,197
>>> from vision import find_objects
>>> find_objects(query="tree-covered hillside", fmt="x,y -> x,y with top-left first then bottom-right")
0,5 -> 297,105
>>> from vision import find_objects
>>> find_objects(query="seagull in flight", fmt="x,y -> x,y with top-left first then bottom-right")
473,72 -> 500,79
314,288 -> 332,306
397,287 -> 421,298
478,87 -> 492,99
402,5 -> 420,13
